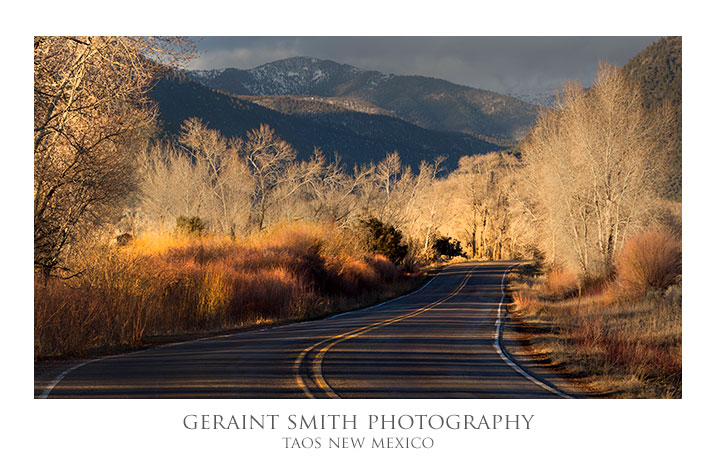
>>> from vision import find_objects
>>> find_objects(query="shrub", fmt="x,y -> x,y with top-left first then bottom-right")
176,215 -> 205,235
34,221 -> 412,359
358,217 -> 408,264
616,228 -> 681,297
512,290 -> 539,315
367,254 -> 400,283
115,233 -> 133,247
542,267 -> 578,299
432,235 -> 466,258
399,237 -> 427,273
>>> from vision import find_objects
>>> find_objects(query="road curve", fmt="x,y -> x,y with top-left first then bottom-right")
36,261 -> 573,399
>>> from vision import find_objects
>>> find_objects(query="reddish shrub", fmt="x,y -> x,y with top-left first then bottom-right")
542,267 -> 578,299
616,229 -> 681,297
368,255 -> 400,283
340,258 -> 380,290
35,222 -> 411,358
512,291 -> 539,315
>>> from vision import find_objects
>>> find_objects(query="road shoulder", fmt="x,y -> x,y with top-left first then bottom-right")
501,274 -> 600,399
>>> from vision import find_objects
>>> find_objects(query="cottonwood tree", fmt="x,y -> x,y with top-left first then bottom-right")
443,152 -> 519,260
452,154 -> 483,258
178,118 -> 252,236
243,124 -> 297,230
405,157 -> 447,255
359,151 -> 430,230
137,119 -> 254,236
137,142 -> 206,230
518,63 -> 675,277
292,149 -> 373,227
357,151 -> 401,223
34,36 -> 195,275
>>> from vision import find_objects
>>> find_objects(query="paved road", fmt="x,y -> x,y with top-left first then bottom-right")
37,261 -> 571,398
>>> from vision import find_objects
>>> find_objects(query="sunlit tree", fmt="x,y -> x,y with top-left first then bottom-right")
518,63 -> 675,277
34,36 -> 195,275
243,124 -> 297,230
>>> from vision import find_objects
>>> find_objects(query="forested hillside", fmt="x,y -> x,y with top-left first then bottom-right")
623,36 -> 682,200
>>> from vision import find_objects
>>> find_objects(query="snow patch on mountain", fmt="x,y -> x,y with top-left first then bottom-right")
508,91 -> 556,107
187,69 -> 225,80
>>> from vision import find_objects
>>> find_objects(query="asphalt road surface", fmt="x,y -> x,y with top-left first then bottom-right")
37,261 -> 574,399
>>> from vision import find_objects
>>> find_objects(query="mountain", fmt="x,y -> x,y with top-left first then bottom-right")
623,37 -> 681,201
623,37 -> 681,111
508,91 -> 556,107
186,57 -> 539,145
149,73 -> 501,171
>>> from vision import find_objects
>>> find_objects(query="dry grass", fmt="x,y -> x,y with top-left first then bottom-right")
35,222 -> 419,359
509,258 -> 681,398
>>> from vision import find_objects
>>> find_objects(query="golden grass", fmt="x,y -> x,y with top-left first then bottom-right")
35,222 -> 418,359
509,262 -> 681,398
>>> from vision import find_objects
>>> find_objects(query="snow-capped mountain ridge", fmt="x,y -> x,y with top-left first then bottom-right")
186,56 -> 539,143
194,56 -> 383,96
188,68 -> 225,80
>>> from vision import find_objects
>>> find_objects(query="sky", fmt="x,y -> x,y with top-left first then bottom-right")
186,36 -> 661,96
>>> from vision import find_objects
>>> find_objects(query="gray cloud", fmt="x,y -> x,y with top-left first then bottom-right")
187,36 -> 660,95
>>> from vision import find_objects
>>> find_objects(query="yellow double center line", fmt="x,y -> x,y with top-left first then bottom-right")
294,264 -> 478,398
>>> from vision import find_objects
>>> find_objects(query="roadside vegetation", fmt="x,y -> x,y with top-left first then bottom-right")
509,228 -> 681,398
504,59 -> 682,398
35,221 -> 425,359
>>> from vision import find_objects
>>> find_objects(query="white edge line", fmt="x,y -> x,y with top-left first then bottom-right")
39,358 -> 98,399
494,264 -> 575,399
38,333 -> 225,399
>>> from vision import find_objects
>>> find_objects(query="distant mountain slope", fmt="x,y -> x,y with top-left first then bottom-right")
623,37 -> 681,200
242,94 -> 398,118
150,74 -> 501,171
508,91 -> 556,107
186,57 -> 539,144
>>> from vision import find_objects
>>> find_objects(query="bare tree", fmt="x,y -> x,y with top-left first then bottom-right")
519,63 -> 675,277
293,149 -> 373,227
360,151 -> 431,229
137,142 -> 207,230
242,124 -> 297,230
34,36 -> 195,275
178,118 -> 251,236
359,151 -> 403,223
444,152 -> 519,260
137,119 -> 254,236
408,157 -> 447,255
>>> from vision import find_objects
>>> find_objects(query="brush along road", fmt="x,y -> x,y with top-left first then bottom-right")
37,261 -> 577,398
